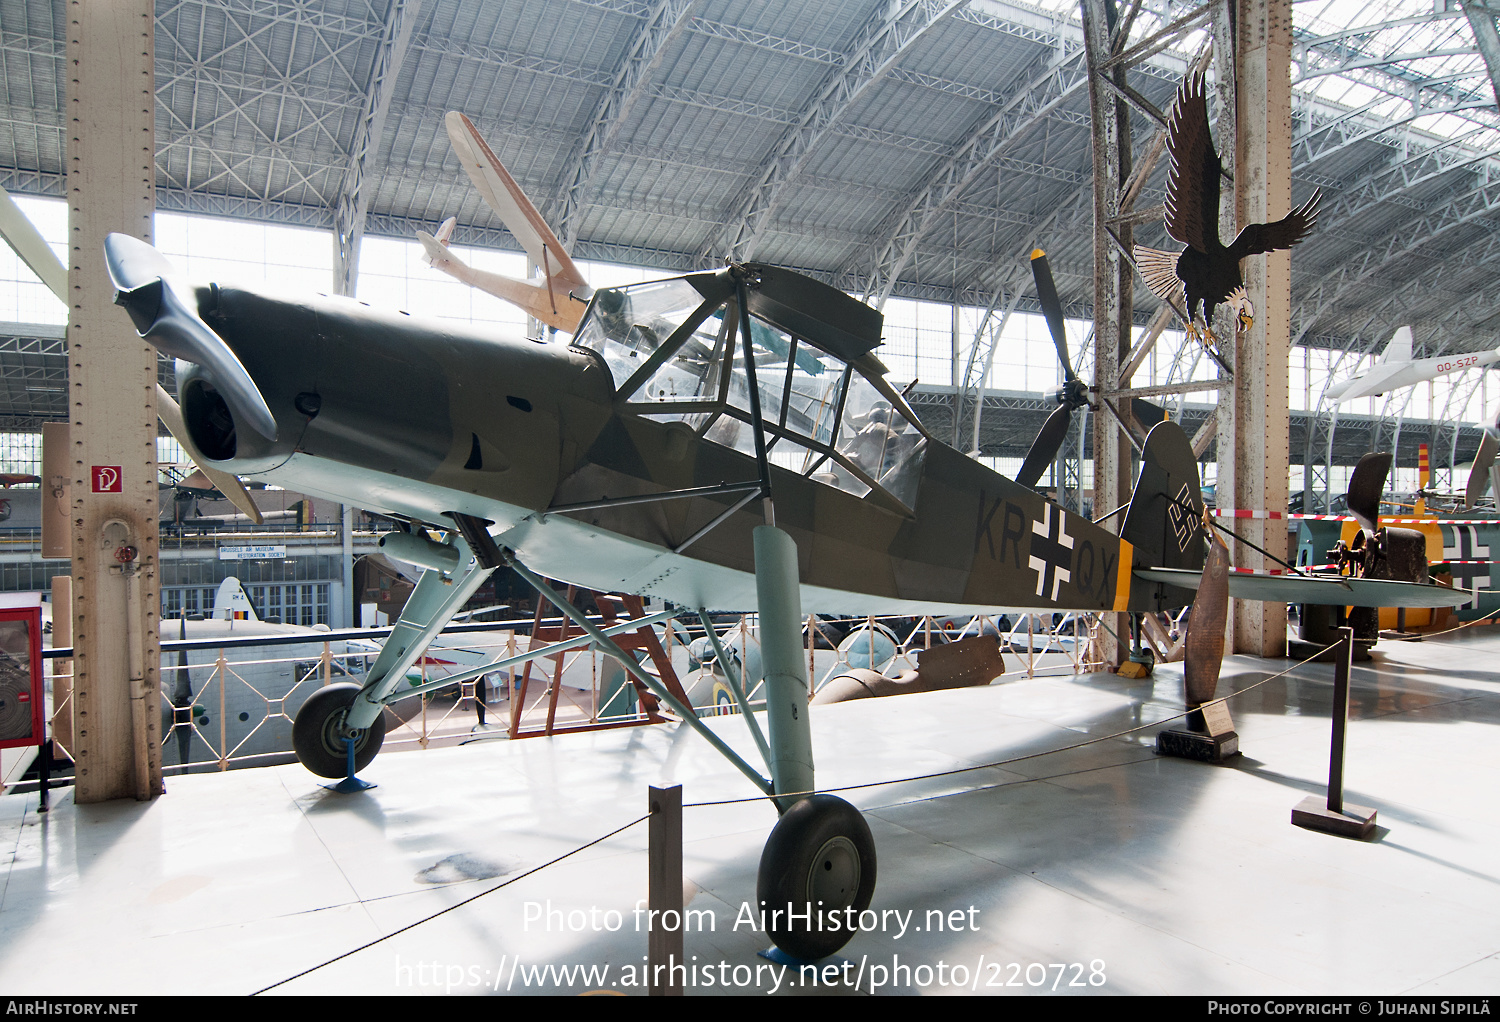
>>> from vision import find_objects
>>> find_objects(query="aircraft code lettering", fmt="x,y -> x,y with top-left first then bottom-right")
1435,356 -> 1480,373
973,493 -> 1027,568
1098,543 -> 1118,601
1076,541 -> 1095,592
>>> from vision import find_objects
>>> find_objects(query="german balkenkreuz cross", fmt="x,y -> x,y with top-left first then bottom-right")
1029,503 -> 1074,600
1442,525 -> 1491,609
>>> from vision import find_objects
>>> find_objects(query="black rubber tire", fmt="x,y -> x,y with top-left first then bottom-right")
756,794 -> 877,961
292,683 -> 387,779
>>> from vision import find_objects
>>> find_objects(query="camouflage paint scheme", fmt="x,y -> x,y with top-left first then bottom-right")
112,242 -> 1461,618
152,263 -> 1204,617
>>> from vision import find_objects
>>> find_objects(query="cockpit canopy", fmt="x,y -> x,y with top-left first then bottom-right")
572,265 -> 928,511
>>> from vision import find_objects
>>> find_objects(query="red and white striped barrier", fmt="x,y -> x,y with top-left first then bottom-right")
1214,510 -> 1500,526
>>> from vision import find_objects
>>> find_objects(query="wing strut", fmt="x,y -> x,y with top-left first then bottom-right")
501,547 -> 775,797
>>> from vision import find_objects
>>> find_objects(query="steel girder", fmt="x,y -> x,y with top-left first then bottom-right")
550,0 -> 698,249
332,0 -> 422,297
704,0 -> 968,264
856,45 -> 1090,307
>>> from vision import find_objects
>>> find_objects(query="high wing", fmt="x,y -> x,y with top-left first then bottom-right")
1163,73 -> 1222,254
1135,567 -> 1474,608
1322,361 -> 1410,403
446,112 -> 585,292
1324,327 -> 1500,405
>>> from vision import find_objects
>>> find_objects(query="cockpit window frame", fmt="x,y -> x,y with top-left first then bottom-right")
571,272 -> 926,514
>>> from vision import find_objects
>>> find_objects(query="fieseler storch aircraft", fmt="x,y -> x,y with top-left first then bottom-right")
102,231 -> 1468,961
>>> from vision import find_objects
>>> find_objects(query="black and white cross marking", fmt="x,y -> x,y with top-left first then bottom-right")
1029,503 -> 1075,600
1442,525 -> 1491,609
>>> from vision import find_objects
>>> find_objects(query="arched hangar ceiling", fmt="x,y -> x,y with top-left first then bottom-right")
3,0 -> 1500,376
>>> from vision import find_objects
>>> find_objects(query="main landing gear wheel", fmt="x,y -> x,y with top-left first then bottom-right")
292,683 -> 387,778
756,794 -> 877,961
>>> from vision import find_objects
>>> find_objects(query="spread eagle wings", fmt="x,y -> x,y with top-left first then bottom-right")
1163,74 -> 1321,258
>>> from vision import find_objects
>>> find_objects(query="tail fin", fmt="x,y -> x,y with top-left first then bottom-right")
212,577 -> 259,622
1380,325 -> 1413,363
1120,421 -> 1206,601
417,229 -> 459,270
433,215 -> 455,246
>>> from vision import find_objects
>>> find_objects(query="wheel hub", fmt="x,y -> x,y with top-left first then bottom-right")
807,835 -> 860,908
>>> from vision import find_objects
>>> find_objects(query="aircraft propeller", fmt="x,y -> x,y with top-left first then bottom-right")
1464,407 -> 1500,510
1016,249 -> 1090,490
101,235 -> 266,525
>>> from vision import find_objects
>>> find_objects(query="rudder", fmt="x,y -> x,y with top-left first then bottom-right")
1120,421 -> 1206,600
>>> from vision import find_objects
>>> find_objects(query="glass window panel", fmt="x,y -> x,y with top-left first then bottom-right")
636,303 -> 735,408
573,278 -> 709,388
836,374 -> 926,507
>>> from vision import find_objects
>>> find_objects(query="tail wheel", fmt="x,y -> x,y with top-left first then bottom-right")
292,683 -> 386,778
756,795 -> 876,961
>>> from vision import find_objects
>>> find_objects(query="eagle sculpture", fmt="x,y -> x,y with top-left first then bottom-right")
1135,74 -> 1320,346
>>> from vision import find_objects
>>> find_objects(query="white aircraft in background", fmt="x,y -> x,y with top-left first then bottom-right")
416,112 -> 592,333
1323,326 -> 1500,404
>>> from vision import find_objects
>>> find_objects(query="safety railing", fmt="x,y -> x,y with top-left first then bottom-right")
40,610 -> 1111,774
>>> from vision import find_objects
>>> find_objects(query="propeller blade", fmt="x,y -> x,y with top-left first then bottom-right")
1183,513 -> 1229,708
155,383 -> 263,525
1465,431 -> 1498,509
1016,403 -> 1073,490
1030,249 -> 1075,382
106,234 -> 278,442
1346,451 -> 1392,534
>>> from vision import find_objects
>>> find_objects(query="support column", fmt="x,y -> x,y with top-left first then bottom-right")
1082,0 -> 1132,666
1232,0 -> 1292,656
67,0 -> 162,801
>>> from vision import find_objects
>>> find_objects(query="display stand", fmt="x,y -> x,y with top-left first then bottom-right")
1291,626 -> 1377,839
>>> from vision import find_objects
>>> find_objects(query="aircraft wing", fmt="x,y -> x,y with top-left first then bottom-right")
445,111 -> 586,293
1134,568 -> 1474,608
1324,363 -> 1407,403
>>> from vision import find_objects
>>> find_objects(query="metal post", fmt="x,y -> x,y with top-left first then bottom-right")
1231,0 -> 1292,656
1327,626 -> 1351,814
1082,0 -> 1132,667
68,0 -> 162,803
1291,626 -> 1377,837
648,784 -> 683,996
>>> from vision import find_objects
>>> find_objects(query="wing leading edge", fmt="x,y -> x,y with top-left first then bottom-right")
1133,568 -> 1475,609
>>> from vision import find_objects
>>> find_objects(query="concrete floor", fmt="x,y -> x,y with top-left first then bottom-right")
2,627 -> 1498,996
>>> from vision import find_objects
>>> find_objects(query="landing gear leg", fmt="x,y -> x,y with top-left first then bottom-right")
753,524 -> 876,961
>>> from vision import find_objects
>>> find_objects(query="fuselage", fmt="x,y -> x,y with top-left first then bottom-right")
1324,349 -> 1500,404
155,275 -> 1189,617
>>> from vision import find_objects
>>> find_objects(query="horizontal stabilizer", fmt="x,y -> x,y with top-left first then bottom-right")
1134,568 -> 1474,608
